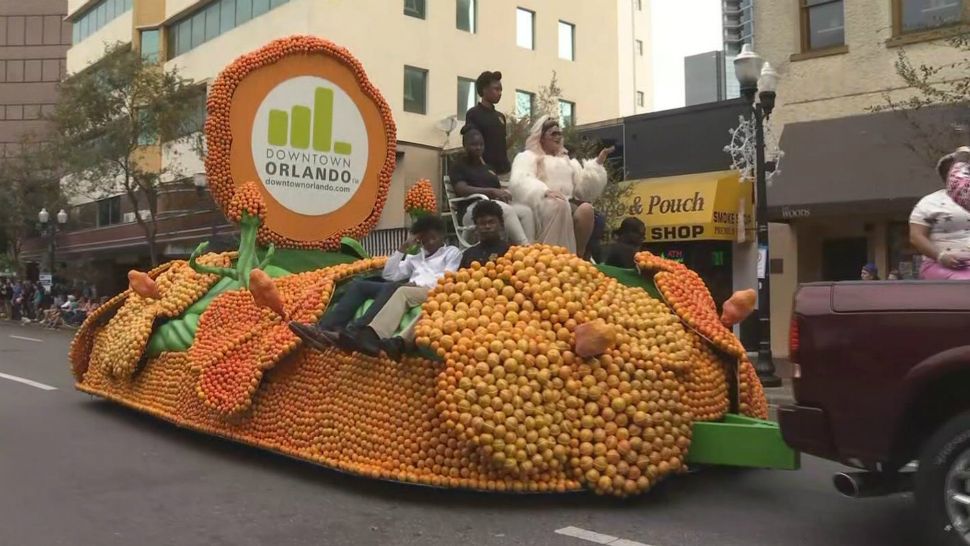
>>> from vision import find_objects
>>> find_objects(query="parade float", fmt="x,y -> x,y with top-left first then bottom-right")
69,36 -> 797,497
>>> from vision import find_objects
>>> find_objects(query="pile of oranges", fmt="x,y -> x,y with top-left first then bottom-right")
738,356 -> 769,420
227,181 -> 267,224
73,244 -> 769,496
191,258 -> 384,416
636,251 -> 766,420
414,245 -> 698,496
89,255 -> 231,379
640,252 -> 746,358
404,179 -> 437,218
204,36 -> 397,250
69,262 -> 174,382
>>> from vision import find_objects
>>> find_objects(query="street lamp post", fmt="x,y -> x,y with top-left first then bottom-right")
38,207 -> 68,289
734,45 -> 782,387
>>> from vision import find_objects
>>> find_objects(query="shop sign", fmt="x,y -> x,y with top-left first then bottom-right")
623,171 -> 754,243
781,207 -> 811,219
39,273 -> 52,293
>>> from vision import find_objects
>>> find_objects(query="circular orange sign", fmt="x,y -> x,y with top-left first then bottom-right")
205,36 -> 396,249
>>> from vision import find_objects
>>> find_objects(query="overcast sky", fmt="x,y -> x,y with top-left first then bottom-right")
650,0 -> 724,111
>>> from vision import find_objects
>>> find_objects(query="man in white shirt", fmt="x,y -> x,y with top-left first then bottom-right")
289,215 -> 461,354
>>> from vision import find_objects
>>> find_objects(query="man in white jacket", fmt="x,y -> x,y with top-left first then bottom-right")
289,215 -> 461,354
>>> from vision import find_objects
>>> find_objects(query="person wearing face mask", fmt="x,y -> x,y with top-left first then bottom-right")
509,115 -> 614,257
451,125 -> 534,244
910,146 -> 970,279
289,215 -> 461,353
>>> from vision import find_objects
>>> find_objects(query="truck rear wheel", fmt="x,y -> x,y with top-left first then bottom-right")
916,410 -> 970,546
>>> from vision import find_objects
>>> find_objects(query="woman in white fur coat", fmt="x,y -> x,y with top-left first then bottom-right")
509,115 -> 614,256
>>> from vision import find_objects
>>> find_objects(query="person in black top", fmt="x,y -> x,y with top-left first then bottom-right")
451,125 -> 535,244
601,217 -> 646,269
461,200 -> 511,269
463,71 -> 510,176
0,280 -> 10,319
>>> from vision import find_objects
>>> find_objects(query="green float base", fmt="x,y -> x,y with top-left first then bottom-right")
687,413 -> 800,470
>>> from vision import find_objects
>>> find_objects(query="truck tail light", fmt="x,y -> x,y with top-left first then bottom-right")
789,315 -> 800,365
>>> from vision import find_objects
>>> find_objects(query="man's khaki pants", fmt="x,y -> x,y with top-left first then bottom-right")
367,285 -> 429,341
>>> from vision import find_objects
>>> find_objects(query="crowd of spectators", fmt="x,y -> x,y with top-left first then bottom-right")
0,278 -> 104,329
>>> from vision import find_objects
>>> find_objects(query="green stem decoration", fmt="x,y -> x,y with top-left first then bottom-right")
188,212 -> 274,289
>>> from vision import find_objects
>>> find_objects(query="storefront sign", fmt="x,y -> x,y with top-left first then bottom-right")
39,273 -> 52,293
623,170 -> 754,242
781,207 -> 811,219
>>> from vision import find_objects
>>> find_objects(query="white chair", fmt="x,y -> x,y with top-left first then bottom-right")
443,174 -> 490,249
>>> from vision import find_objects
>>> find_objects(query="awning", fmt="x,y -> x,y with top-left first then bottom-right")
767,106 -> 968,221
622,170 -> 754,242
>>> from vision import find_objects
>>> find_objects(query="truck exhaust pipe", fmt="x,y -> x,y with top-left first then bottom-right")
833,471 -> 914,498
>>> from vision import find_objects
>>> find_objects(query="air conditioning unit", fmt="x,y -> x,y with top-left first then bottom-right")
122,210 -> 152,223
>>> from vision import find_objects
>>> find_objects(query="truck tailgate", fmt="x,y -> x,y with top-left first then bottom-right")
832,282 -> 970,313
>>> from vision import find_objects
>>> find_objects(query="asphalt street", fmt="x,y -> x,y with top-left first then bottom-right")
0,321 -> 918,546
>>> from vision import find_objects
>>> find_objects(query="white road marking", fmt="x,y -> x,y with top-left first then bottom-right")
555,526 -> 656,546
9,335 -> 43,343
0,372 -> 57,391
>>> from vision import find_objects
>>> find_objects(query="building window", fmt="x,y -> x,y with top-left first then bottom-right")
72,0 -> 133,44
204,2 -> 220,41
405,0 -> 426,19
140,29 -> 160,63
894,0 -> 964,34
220,0 -> 236,34
635,39 -> 643,56
559,100 -> 575,127
636,91 -> 645,107
171,0 -> 290,58
97,196 -> 122,227
517,8 -> 535,49
404,66 -> 428,114
457,77 -> 476,120
137,110 -> 158,146
516,90 -> 535,119
172,89 -> 207,139
799,0 -> 845,51
558,21 -> 575,60
457,0 -> 477,32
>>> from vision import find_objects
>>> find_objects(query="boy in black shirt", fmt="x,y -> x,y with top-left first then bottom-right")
463,71 -> 510,176
461,200 -> 511,269
601,217 -> 646,269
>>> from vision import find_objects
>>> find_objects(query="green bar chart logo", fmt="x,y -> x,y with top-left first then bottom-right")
253,75 -> 369,217
267,87 -> 353,155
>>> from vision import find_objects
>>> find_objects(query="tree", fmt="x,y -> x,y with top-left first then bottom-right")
49,43 -> 204,266
0,137 -> 63,273
504,73 -> 633,235
873,31 -> 970,165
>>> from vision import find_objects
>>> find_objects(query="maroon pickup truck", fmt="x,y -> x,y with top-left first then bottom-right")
780,281 -> 970,546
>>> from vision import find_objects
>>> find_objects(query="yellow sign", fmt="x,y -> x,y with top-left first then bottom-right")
621,170 -> 754,242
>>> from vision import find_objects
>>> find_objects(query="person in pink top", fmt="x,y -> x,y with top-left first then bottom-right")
910,146 -> 970,279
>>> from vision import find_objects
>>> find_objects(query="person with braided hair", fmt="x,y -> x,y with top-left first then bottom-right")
451,125 -> 535,244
